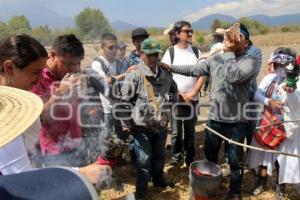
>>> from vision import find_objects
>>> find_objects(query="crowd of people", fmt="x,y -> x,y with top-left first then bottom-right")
0,20 -> 300,200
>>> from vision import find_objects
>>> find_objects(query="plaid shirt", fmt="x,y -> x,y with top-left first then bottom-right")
127,50 -> 142,67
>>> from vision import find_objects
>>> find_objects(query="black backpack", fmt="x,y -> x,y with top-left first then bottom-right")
168,46 -> 199,64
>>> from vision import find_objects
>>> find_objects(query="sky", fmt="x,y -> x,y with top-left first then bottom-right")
1,0 -> 300,27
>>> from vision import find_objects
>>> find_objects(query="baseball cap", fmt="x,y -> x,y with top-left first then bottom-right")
132,28 -> 149,39
141,39 -> 163,55
117,41 -> 127,49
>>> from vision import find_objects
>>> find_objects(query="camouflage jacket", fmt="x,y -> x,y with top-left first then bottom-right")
120,61 -> 178,131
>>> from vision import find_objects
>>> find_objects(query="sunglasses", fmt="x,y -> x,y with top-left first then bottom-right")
180,29 -> 193,34
108,45 -> 118,50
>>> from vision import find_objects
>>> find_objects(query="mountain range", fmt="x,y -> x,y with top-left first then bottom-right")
103,13 -> 300,31
1,4 -> 300,31
191,13 -> 300,30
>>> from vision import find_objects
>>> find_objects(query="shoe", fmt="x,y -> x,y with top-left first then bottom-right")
169,159 -> 180,166
135,190 -> 148,200
251,176 -> 267,196
135,193 -> 147,200
251,184 -> 266,196
225,192 -> 242,200
221,163 -> 231,177
153,178 -> 175,189
275,184 -> 285,200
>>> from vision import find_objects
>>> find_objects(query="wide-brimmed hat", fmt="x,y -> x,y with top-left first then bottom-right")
0,86 -> 43,147
163,23 -> 175,35
210,28 -> 225,37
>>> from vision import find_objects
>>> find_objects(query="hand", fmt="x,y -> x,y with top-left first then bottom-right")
79,163 -> 112,184
127,65 -> 138,73
58,74 -> 79,94
223,23 -> 241,53
181,92 -> 196,103
283,85 -> 296,93
160,62 -> 171,70
269,99 -> 283,111
123,127 -> 133,135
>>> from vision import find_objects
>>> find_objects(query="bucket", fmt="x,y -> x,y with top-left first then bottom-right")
189,160 -> 223,200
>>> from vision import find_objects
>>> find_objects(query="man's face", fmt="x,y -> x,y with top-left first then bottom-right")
132,36 -> 147,51
117,47 -> 126,59
51,52 -> 83,80
177,25 -> 193,44
142,52 -> 159,68
101,40 -> 118,62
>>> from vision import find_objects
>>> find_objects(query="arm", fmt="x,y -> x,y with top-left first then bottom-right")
118,72 -> 138,130
225,52 -> 258,84
254,74 -> 276,105
170,59 -> 210,77
112,65 -> 138,81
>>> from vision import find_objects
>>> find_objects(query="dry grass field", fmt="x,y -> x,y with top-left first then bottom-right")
79,31 -> 300,200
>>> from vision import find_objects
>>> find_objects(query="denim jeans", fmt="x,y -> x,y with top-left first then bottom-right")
171,101 -> 198,165
132,127 -> 168,196
204,120 -> 246,195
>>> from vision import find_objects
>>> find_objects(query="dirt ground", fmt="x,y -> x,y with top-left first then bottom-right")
78,41 -> 300,200
98,109 -> 300,200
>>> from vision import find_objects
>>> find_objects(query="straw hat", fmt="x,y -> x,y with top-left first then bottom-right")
164,23 -> 175,35
0,86 -> 43,147
210,28 -> 225,37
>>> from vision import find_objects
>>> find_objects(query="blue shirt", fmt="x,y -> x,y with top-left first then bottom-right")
246,45 -> 262,100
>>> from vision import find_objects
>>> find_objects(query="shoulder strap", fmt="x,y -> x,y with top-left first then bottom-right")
93,57 -> 109,75
169,47 -> 175,65
115,59 -> 122,75
169,46 -> 199,64
191,46 -> 199,59
265,77 -> 277,98
143,76 -> 159,113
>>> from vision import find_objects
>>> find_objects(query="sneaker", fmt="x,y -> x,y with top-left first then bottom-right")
251,184 -> 267,196
251,176 -> 267,196
221,163 -> 231,177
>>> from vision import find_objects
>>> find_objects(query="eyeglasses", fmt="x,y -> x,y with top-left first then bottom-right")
180,29 -> 193,34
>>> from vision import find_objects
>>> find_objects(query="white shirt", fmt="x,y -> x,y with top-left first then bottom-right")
210,42 -> 224,56
162,45 -> 201,100
91,56 -> 117,114
0,120 -> 39,176
0,136 -> 32,175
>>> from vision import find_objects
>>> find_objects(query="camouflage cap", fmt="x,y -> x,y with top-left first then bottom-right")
141,38 -> 163,55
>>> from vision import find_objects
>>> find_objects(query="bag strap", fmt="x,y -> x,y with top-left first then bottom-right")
169,47 -> 175,64
143,76 -> 159,113
93,57 -> 110,76
265,77 -> 277,98
169,46 -> 199,65
115,59 -> 122,75
191,46 -> 200,59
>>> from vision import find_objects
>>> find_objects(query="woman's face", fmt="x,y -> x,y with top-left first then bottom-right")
10,58 -> 46,91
